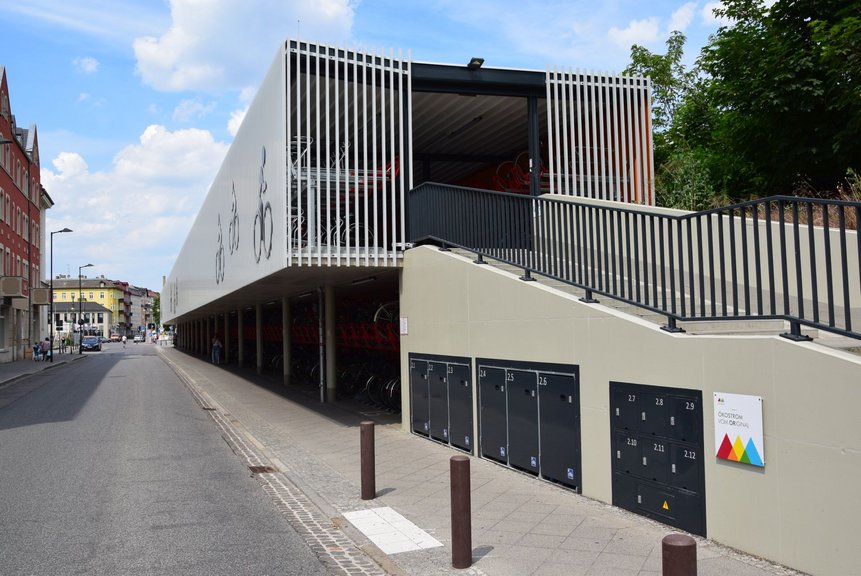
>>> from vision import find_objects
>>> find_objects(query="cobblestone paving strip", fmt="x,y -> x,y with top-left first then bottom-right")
169,359 -> 387,576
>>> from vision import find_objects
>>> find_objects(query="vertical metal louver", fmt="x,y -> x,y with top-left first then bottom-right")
286,40 -> 411,267
545,69 -> 654,205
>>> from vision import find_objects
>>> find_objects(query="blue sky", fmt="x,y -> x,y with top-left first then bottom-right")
0,0 -> 729,293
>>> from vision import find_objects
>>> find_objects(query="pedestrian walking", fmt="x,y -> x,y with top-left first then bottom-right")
122,335 -> 127,348
40,337 -> 50,362
211,334 -> 223,364
32,342 -> 40,362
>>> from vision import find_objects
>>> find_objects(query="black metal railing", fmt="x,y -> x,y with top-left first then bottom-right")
409,183 -> 861,341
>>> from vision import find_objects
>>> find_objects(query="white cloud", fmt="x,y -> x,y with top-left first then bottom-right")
73,56 -> 100,73
227,107 -> 248,137
132,0 -> 355,92
77,92 -> 90,102
701,1 -> 730,26
172,98 -> 217,122
42,125 -> 229,291
608,17 -> 661,48
668,2 -> 696,33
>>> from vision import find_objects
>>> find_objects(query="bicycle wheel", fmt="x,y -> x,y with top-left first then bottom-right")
263,203 -> 273,259
253,211 -> 262,262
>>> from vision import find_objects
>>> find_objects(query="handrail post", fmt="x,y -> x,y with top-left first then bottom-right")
580,289 -> 598,303
661,316 -> 685,333
781,320 -> 812,342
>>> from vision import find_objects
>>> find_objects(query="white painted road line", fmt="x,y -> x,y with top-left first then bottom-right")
344,507 -> 443,555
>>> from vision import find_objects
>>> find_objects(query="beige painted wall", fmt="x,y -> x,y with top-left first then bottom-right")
400,245 -> 861,576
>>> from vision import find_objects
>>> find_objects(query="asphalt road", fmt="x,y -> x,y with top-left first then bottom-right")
0,343 -> 331,576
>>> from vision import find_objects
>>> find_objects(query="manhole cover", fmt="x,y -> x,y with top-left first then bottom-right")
249,465 -> 278,474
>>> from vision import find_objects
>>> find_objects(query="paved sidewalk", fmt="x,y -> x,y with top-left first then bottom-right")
154,347 -> 807,576
0,350 -> 85,388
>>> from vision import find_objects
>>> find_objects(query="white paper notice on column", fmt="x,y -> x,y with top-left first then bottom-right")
399,316 -> 408,336
714,392 -> 764,467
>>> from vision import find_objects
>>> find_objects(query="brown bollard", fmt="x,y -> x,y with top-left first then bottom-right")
662,533 -> 697,576
360,421 -> 375,500
450,455 -> 472,569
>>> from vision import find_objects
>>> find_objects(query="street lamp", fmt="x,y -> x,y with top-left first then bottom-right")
49,228 -> 72,362
78,263 -> 93,354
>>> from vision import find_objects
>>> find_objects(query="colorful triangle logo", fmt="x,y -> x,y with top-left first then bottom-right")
717,434 -> 764,467
744,437 -> 764,467
717,434 -> 734,459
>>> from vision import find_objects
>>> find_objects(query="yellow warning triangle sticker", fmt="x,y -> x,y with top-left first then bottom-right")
662,500 -> 670,510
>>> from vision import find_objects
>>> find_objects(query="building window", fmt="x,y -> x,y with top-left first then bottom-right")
89,292 -> 93,299
97,313 -> 103,323
100,292 -> 104,299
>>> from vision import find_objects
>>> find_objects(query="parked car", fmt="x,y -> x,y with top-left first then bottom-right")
99,336 -> 109,343
133,335 -> 144,343
110,334 -> 120,342
81,336 -> 101,352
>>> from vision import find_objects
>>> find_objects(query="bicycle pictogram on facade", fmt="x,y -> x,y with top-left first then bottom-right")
254,146 -> 273,263
215,214 -> 225,284
228,183 -> 240,255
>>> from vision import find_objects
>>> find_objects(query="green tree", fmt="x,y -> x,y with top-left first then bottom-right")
153,296 -> 160,326
623,31 -> 696,166
697,0 -> 860,198
624,31 -> 715,209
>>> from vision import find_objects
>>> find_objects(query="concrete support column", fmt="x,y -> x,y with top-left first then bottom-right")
206,317 -> 212,362
224,314 -> 230,365
255,303 -> 263,375
325,286 -> 337,403
282,297 -> 291,386
237,310 -> 244,367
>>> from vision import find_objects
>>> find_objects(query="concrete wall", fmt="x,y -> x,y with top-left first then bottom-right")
399,245 -> 861,576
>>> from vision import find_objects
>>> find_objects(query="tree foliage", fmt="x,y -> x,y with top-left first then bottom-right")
153,296 -> 160,326
627,0 -> 860,205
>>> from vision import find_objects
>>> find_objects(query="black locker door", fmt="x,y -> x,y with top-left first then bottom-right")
667,395 -> 700,443
410,359 -> 429,436
614,432 -> 642,476
538,373 -> 581,490
428,361 -> 449,442
612,387 -> 640,431
507,369 -> 539,474
640,392 -> 669,437
448,363 -> 473,452
479,366 -> 508,464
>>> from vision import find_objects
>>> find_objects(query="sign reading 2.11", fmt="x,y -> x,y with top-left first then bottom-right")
714,392 -> 764,467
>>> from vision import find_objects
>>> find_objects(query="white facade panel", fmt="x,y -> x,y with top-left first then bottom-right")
164,48 -> 286,321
